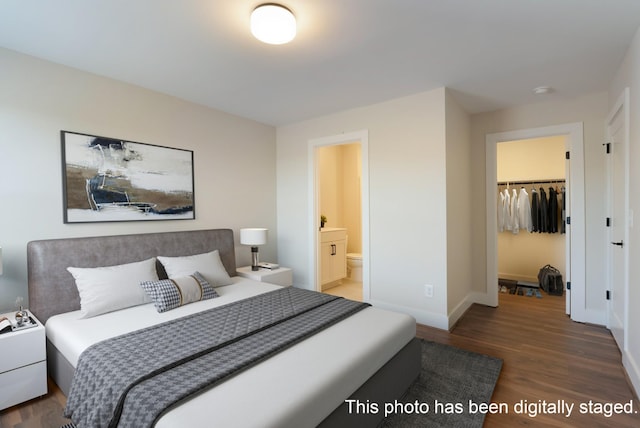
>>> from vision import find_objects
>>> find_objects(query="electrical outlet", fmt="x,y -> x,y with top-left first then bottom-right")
424,284 -> 433,298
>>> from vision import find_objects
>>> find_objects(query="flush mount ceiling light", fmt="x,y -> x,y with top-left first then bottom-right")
533,86 -> 554,95
251,3 -> 296,45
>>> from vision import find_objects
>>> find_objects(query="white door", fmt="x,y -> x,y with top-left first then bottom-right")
565,149 -> 571,315
606,89 -> 629,351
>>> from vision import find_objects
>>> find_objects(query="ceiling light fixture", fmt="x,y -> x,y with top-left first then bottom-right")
251,3 -> 296,45
533,86 -> 553,95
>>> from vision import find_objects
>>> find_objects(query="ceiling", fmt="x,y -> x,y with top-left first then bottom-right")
1,0 -> 640,126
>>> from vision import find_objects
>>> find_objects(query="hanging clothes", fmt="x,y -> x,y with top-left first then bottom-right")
561,186 -> 566,234
538,187 -> 548,233
548,186 -> 558,233
517,187 -> 533,232
531,187 -> 539,232
503,188 -> 512,231
510,188 -> 519,234
498,190 -> 506,232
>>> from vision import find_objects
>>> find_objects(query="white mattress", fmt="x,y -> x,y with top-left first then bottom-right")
46,277 -> 416,428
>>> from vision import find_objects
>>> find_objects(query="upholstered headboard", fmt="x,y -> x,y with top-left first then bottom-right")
27,229 -> 237,324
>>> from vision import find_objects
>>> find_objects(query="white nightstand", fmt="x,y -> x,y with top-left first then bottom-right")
236,266 -> 293,287
0,311 -> 47,410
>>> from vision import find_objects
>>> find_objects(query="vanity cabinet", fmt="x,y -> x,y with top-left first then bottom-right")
320,228 -> 347,289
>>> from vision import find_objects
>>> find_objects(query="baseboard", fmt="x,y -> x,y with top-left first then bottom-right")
623,350 -> 640,400
368,299 -> 449,330
447,294 -> 475,330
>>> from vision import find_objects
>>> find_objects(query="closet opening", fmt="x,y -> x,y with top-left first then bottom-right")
497,136 -> 567,309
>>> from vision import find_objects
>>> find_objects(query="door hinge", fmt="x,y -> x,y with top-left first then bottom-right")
606,290 -> 611,300
566,281 -> 571,291
604,142 -> 611,154
566,216 -> 571,225
606,217 -> 611,227
565,151 -> 570,160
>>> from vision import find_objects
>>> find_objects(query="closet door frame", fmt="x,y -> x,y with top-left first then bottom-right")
485,123 -> 586,322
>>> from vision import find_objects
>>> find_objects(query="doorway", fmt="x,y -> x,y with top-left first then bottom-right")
496,136 -> 567,309
308,130 -> 370,301
486,123 -> 587,322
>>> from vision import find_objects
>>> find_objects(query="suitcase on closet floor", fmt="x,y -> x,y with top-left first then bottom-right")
537,264 -> 563,295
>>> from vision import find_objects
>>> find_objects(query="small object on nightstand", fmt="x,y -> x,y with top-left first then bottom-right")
15,306 -> 27,326
258,262 -> 279,270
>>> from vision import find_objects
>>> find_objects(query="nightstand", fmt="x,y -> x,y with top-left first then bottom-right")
236,266 -> 293,287
0,311 -> 47,410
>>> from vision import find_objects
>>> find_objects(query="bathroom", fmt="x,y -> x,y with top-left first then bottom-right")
317,142 -> 362,301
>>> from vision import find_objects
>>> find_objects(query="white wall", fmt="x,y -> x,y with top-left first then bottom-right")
0,48 -> 277,313
470,92 -> 609,324
609,25 -> 640,398
277,88 -> 451,328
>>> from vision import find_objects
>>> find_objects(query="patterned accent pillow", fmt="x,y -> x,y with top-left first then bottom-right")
140,272 -> 219,312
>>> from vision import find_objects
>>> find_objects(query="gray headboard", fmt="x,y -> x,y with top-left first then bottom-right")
27,229 -> 237,324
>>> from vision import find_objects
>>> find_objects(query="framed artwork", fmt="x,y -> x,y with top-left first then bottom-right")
61,131 -> 195,223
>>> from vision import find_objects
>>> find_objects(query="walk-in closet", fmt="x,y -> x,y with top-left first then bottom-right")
496,136 -> 567,298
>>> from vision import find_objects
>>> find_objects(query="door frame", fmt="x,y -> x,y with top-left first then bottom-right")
308,130 -> 370,301
605,87 -> 630,350
485,123 -> 586,321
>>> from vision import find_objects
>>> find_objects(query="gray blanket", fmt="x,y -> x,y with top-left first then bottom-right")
64,287 -> 369,427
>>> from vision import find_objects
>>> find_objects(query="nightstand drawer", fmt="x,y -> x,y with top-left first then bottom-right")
0,361 -> 47,410
0,325 -> 46,373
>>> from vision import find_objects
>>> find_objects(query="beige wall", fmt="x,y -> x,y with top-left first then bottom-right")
497,136 -> 566,283
0,48 -> 277,312
445,91 -> 473,317
277,88 -> 451,328
609,25 -> 640,398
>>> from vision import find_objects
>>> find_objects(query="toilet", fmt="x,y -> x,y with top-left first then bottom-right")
346,253 -> 362,281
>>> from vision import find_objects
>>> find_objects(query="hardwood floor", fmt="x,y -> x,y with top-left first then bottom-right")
1,292 -> 637,427
417,292 -> 639,427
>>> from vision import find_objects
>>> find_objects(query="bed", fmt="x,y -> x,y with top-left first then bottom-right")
27,229 -> 420,427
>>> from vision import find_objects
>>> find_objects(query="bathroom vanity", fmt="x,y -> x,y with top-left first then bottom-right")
320,228 -> 347,290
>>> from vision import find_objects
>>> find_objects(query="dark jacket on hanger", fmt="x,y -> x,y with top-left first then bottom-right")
548,186 -> 558,233
531,188 -> 539,232
538,187 -> 548,233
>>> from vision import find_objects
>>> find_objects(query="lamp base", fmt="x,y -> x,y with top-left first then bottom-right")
251,246 -> 259,271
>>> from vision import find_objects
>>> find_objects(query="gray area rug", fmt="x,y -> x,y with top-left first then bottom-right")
381,340 -> 503,428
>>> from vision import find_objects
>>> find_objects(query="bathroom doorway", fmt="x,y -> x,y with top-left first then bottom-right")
309,130 -> 370,302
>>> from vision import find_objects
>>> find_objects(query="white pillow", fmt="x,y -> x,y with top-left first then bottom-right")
157,250 -> 233,287
67,258 -> 158,318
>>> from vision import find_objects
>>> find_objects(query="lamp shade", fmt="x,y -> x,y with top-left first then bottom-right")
250,4 -> 296,45
240,228 -> 268,246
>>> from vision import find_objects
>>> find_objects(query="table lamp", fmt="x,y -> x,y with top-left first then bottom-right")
240,228 -> 268,271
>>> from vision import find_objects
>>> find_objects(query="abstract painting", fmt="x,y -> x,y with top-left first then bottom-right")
61,131 -> 195,223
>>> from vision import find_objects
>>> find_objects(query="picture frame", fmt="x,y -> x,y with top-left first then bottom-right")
61,130 -> 195,223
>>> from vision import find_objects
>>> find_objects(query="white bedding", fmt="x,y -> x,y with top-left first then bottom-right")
46,277 -> 416,428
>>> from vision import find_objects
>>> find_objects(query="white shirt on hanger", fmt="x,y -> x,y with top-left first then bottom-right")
517,187 -> 533,232
502,189 -> 511,231
510,188 -> 519,234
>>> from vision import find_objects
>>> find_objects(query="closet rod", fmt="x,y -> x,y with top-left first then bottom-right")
497,178 -> 565,186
